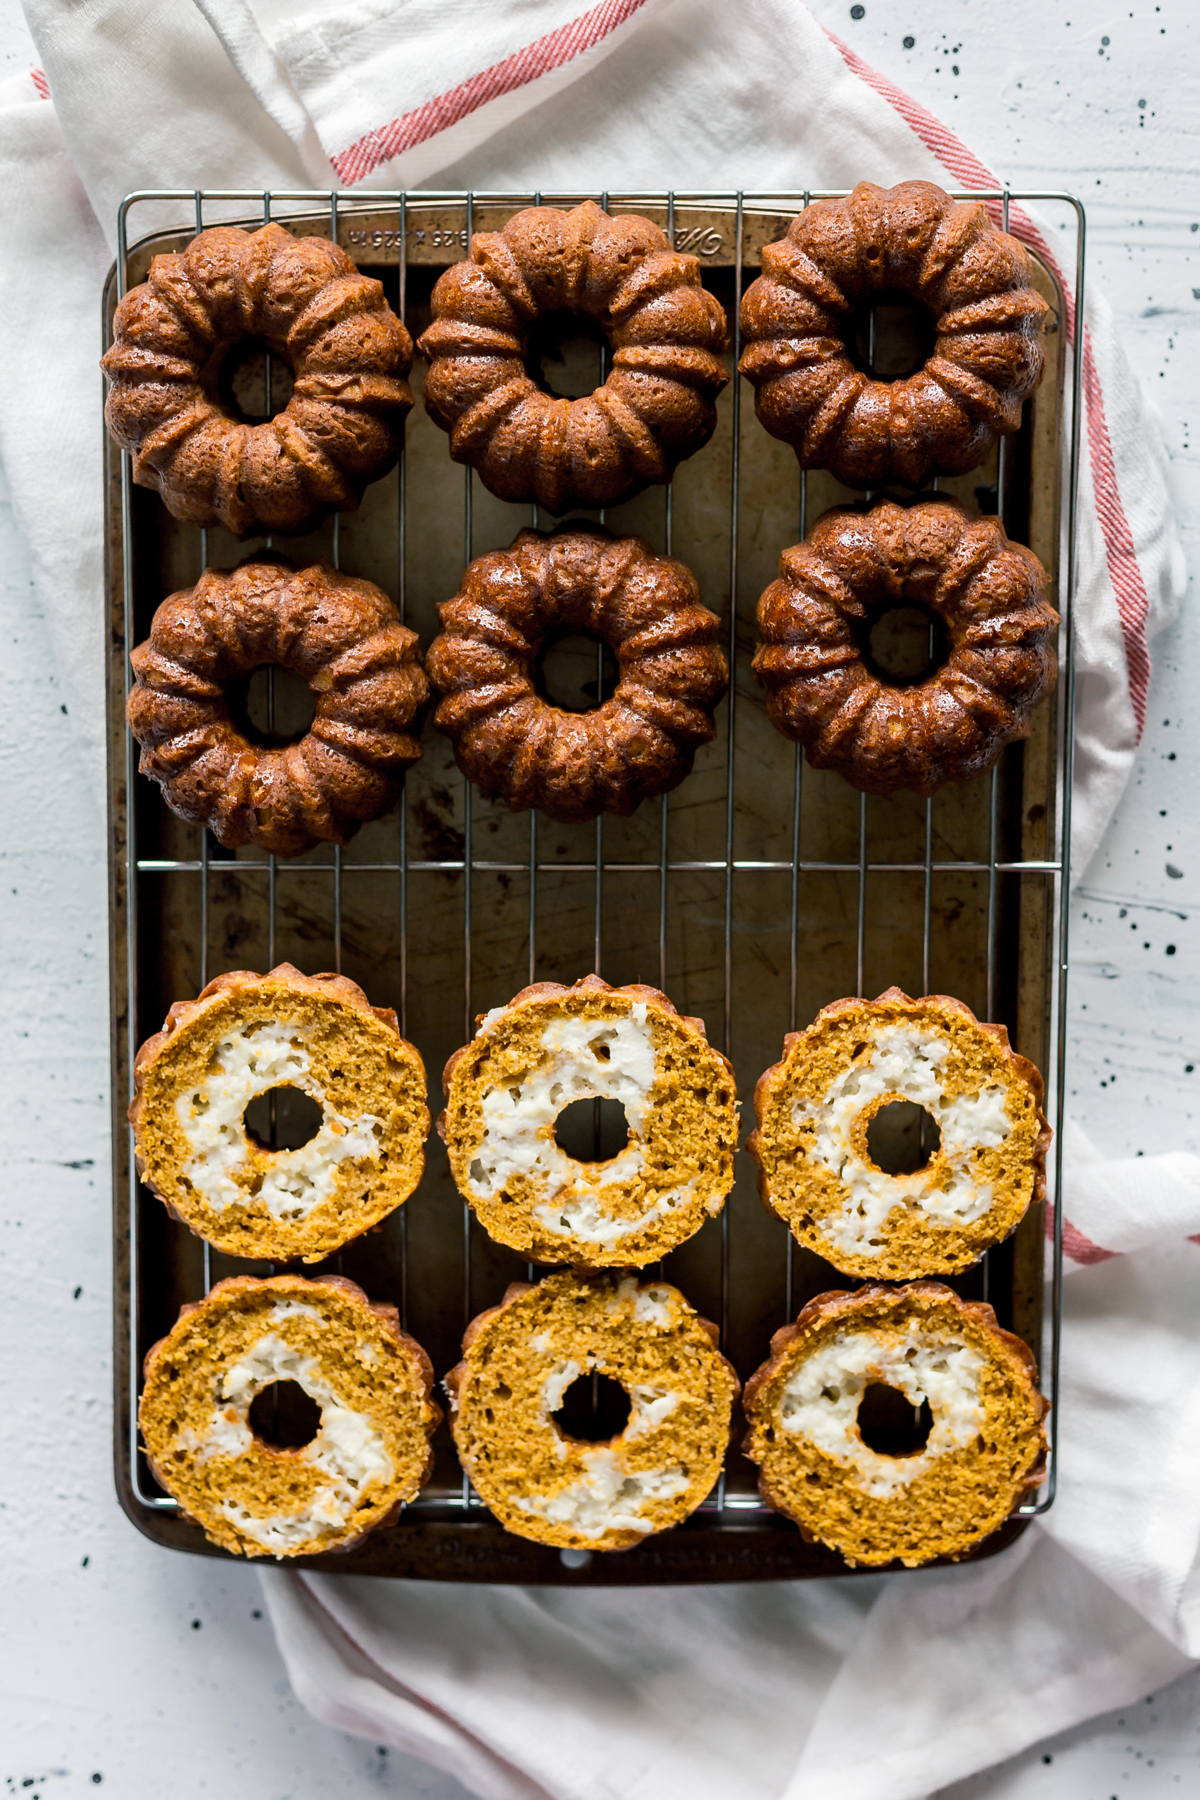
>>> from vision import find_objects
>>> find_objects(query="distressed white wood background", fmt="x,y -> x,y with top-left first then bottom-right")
1,0 -> 1197,1794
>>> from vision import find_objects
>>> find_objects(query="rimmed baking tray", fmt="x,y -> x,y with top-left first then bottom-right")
107,187 -> 1083,1582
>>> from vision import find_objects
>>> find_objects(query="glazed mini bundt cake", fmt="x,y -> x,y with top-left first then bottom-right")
127,555 -> 429,856
426,525 -> 728,824
139,1274 -> 440,1557
102,223 -> 414,536
447,1270 -> 738,1552
748,988 -> 1049,1281
752,497 -> 1058,795
440,975 -> 738,1268
739,181 -> 1050,488
131,964 -> 429,1264
417,200 -> 729,512
743,1282 -> 1048,1567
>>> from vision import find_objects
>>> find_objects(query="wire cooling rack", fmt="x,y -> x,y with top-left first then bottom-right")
107,187 -> 1084,1582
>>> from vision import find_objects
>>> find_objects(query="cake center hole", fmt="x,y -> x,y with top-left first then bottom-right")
537,633 -> 618,712
865,604 -> 949,687
525,311 -> 608,398
237,665 -> 317,744
554,1096 -> 630,1162
555,1372 -> 632,1443
244,1085 -> 324,1152
849,297 -> 937,381
857,1382 -> 933,1457
212,342 -> 296,422
865,1100 -> 941,1174
248,1380 -> 322,1451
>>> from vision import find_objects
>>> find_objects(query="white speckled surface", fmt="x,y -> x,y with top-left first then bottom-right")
0,1 -> 1197,1795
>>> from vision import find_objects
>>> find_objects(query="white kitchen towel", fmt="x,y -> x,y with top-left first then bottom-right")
2,4 -> 1195,1798
7,0 -> 1189,867
261,1132 -> 1200,1800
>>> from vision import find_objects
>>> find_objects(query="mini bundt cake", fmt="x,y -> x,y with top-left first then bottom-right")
102,222 -> 413,536
426,524 -> 728,823
748,988 -> 1049,1281
440,974 -> 738,1268
417,200 -> 729,512
127,554 -> 429,856
447,1270 -> 738,1552
752,497 -> 1058,795
743,1282 -> 1048,1567
131,964 -> 430,1264
739,181 -> 1051,487
139,1274 -> 440,1557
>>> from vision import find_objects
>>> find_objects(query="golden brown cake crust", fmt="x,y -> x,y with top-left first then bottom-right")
446,1269 -> 738,1551
439,974 -> 738,1268
139,1273 -> 440,1558
130,963 -> 429,1263
747,988 -> 1050,1280
426,524 -> 728,823
742,1281 -> 1048,1568
102,223 -> 413,536
738,181 -> 1050,487
127,554 -> 429,856
752,497 -> 1058,795
417,200 -> 729,513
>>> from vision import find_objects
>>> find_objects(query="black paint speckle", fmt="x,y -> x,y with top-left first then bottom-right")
251,1608 -> 262,1619
191,1618 -> 202,1630
1167,863 -> 1183,878
850,3 -> 865,15
1166,945 -> 1176,955
91,1778 -> 103,1788
903,35 -> 915,48
81,1554 -> 89,1567
73,1285 -> 82,1299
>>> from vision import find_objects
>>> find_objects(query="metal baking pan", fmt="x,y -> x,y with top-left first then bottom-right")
106,187 -> 1082,1582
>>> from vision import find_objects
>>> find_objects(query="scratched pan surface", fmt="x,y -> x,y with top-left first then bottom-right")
106,191 -> 1075,1583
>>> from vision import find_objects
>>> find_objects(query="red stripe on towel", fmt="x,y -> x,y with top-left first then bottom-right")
30,67 -> 50,100
823,28 -> 1152,736
332,0 -> 652,186
1064,1219 -> 1117,1265
1044,1203 -> 1117,1263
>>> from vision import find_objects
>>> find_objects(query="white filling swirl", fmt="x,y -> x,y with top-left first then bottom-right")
514,1448 -> 689,1538
797,1025 -> 1013,1255
778,1326 -> 985,1498
175,1316 -> 394,1553
466,1006 -> 698,1247
175,1021 -> 382,1220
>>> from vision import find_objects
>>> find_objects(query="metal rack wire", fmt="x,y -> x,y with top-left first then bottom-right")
111,186 -> 1084,1556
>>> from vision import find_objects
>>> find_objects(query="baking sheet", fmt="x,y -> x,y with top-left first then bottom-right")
106,190 -> 1077,1581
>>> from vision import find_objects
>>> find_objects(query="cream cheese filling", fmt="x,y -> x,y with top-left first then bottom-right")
175,1322 -> 394,1552
777,1326 -> 986,1498
175,1021 -> 382,1221
795,1024 -> 1013,1255
537,1355 -> 682,1458
514,1447 -> 689,1538
607,1277 -> 679,1328
466,1006 -> 697,1246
